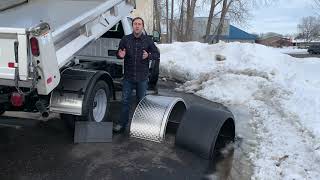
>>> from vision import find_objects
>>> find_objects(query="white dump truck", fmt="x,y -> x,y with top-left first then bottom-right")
0,1 -> 236,162
0,0 -> 160,122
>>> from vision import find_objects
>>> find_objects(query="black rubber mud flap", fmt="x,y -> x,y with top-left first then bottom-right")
0,106 -> 5,115
175,104 -> 235,160
148,59 -> 159,89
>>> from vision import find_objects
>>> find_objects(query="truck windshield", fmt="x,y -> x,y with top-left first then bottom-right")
101,22 -> 125,38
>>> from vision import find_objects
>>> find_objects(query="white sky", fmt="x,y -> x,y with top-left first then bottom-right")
245,0 -> 318,35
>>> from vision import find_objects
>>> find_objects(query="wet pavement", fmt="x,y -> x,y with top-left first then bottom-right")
0,80 -> 253,180
287,53 -> 320,58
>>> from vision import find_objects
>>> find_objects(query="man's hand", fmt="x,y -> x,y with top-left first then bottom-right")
143,50 -> 149,60
118,48 -> 126,59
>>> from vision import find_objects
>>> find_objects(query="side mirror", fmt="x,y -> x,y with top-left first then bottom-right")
152,31 -> 161,42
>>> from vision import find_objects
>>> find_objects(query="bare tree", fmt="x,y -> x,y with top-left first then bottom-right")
170,0 -> 275,43
153,0 -> 161,33
166,0 -> 169,43
297,16 -> 320,42
205,0 -> 216,42
178,0 -> 185,41
215,0 -> 232,42
205,0 -> 223,42
206,0 -> 276,43
214,0 -> 265,42
184,0 -> 191,41
228,0 -> 250,25
184,0 -> 197,41
170,0 -> 174,43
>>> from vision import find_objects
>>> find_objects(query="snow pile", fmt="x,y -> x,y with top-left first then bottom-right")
158,42 -> 320,179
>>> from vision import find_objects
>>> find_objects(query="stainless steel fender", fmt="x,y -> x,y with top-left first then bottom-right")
50,68 -> 114,115
130,95 -> 187,143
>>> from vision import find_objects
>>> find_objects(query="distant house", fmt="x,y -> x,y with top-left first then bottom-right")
160,17 -> 229,43
209,25 -> 257,43
192,17 -> 230,42
257,36 -> 292,47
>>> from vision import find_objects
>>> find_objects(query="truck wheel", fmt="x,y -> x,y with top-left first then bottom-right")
309,50 -> 314,54
83,80 -> 110,122
60,80 -> 110,130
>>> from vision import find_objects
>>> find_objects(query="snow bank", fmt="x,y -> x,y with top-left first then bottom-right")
158,42 -> 320,179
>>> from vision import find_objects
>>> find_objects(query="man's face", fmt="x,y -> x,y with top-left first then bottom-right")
133,19 -> 143,35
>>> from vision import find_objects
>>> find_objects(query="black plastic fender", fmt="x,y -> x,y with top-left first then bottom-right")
175,104 -> 235,160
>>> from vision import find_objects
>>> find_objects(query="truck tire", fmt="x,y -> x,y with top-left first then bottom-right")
309,50 -> 314,54
60,80 -> 111,130
83,80 -> 110,122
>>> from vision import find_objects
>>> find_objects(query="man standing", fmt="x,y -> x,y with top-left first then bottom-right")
113,17 -> 160,133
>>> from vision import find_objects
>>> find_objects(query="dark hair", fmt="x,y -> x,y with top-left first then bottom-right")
132,17 -> 144,27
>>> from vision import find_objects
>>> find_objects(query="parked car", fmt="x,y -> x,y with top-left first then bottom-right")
307,45 -> 320,54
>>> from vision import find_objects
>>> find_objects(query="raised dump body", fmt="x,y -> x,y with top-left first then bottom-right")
0,0 -> 134,94
0,0 -> 137,121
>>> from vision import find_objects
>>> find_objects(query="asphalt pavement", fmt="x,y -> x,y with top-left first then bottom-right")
0,80 -> 233,180
287,53 -> 320,58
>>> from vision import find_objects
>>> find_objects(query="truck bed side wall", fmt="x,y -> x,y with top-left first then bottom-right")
0,29 -> 29,81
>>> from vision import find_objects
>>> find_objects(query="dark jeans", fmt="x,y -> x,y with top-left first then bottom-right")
119,79 -> 148,128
